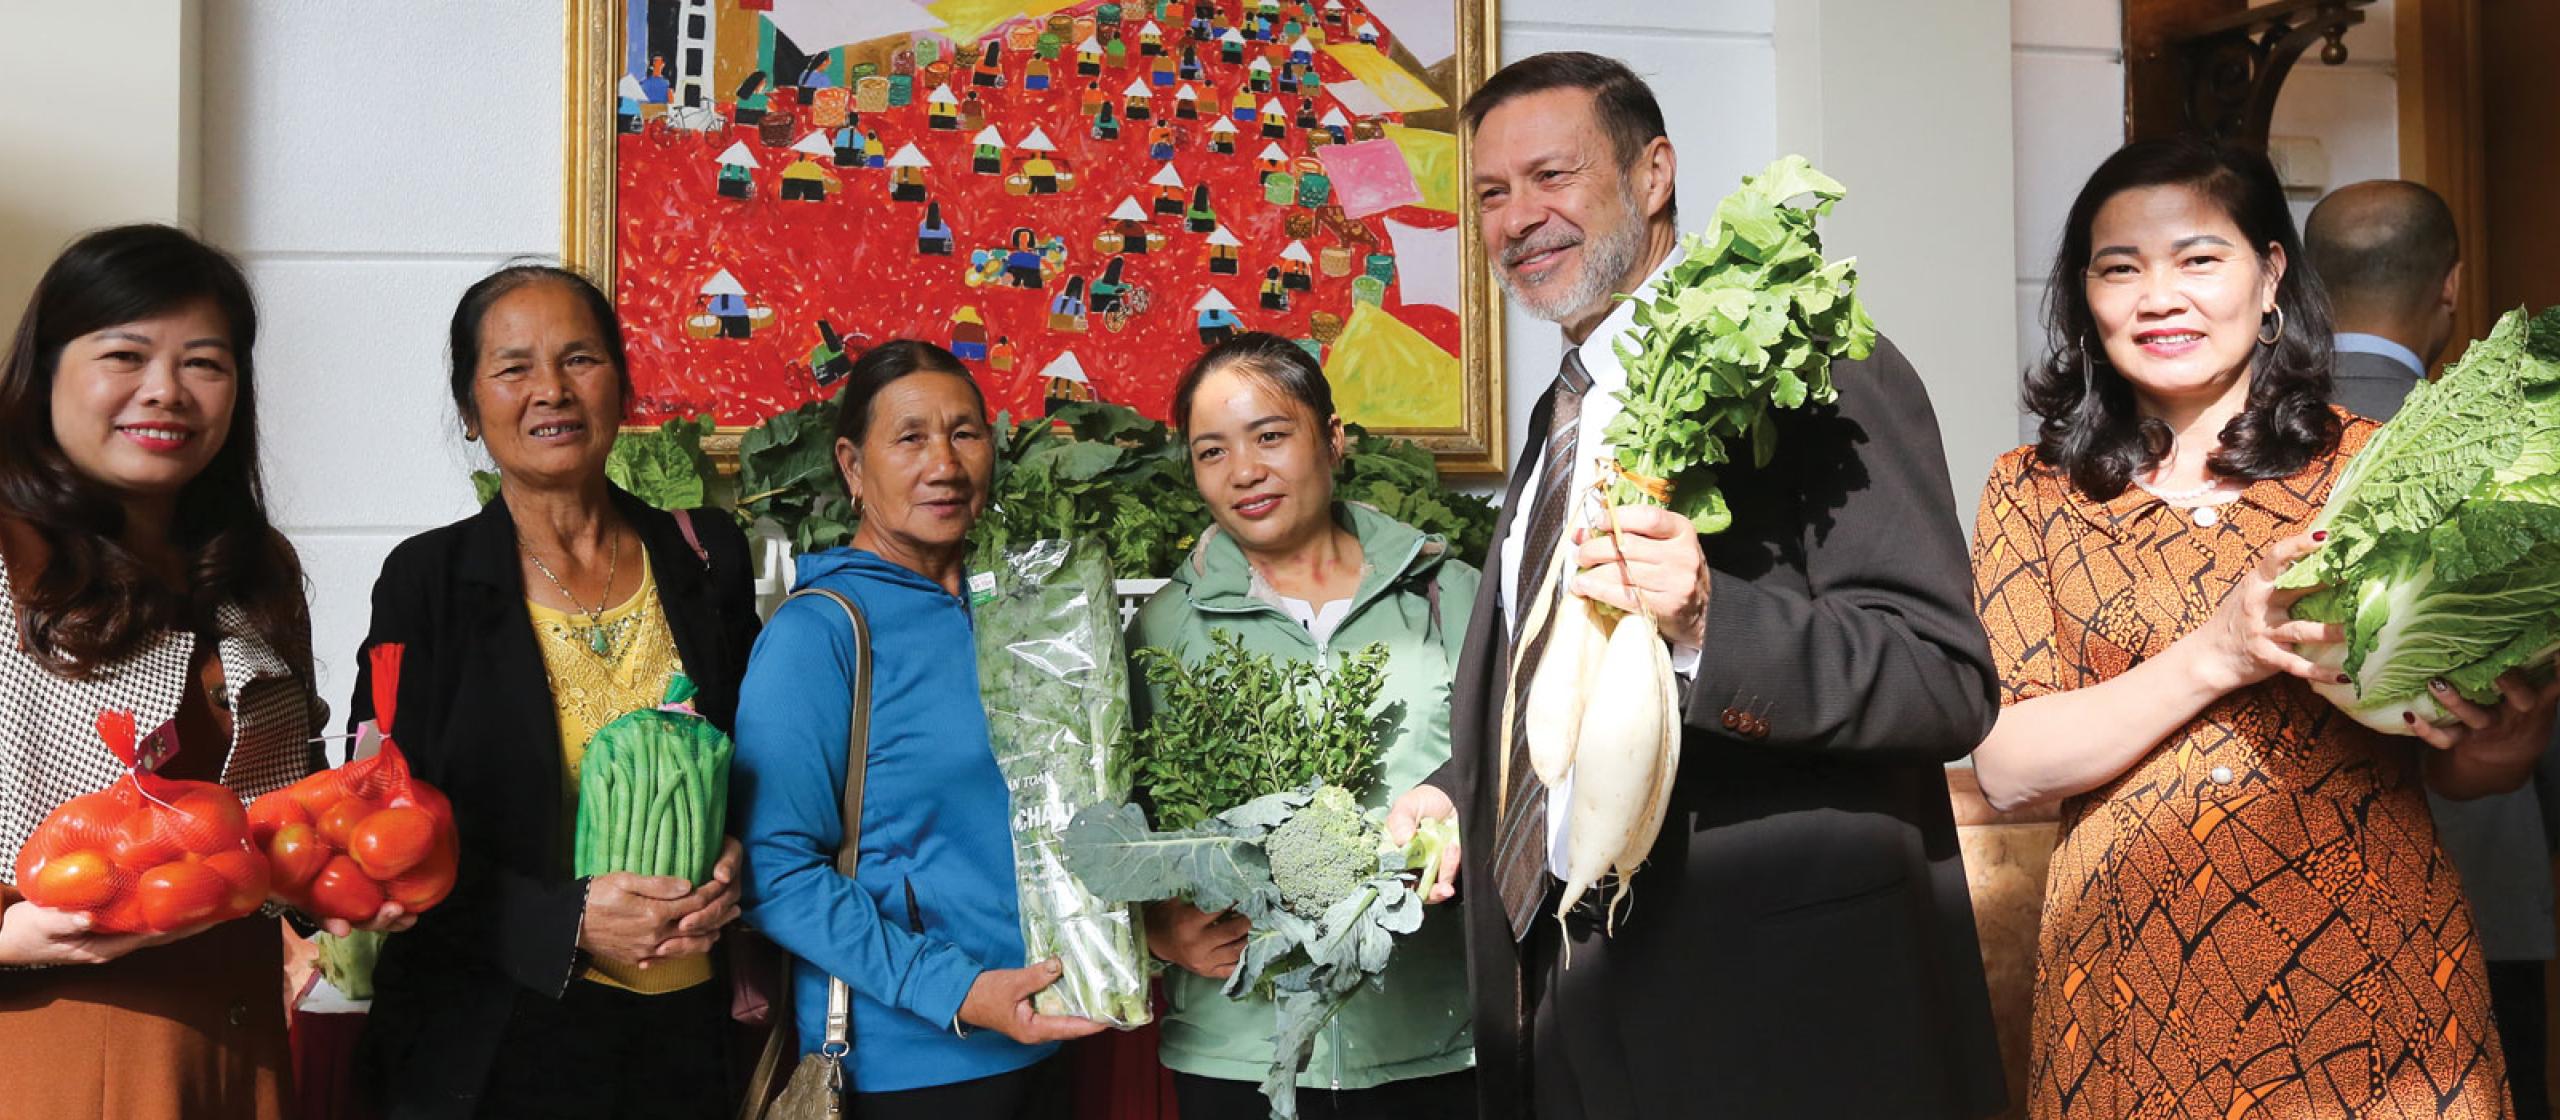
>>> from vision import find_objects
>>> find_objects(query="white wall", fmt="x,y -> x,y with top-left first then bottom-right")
201,0 -> 561,708
0,0 -> 201,318
1775,0 -> 2017,517
2271,1 -> 2399,229
2009,0 -> 2126,446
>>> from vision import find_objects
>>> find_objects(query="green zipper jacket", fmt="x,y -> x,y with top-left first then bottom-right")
1128,501 -> 1479,1092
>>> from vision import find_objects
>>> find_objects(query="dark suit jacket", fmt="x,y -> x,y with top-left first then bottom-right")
2331,348 -> 2423,422
1428,336 -> 2007,1119
347,489 -> 760,1119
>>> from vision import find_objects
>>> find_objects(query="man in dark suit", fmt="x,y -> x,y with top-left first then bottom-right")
2303,180 -> 2464,416
1384,52 -> 2006,1119
2306,179 -> 2557,1118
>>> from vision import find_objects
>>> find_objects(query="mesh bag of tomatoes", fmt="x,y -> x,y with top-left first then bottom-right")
249,643 -> 460,923
13,711 -> 272,933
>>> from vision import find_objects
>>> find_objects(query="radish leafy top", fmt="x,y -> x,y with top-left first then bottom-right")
1604,156 -> 1876,532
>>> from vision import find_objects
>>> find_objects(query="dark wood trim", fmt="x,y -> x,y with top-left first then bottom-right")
2395,0 -> 2491,364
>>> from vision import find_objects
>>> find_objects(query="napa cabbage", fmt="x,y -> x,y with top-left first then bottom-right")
2280,307 -> 2560,732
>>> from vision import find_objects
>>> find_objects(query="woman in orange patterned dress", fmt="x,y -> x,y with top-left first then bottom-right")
1971,139 -> 2560,1119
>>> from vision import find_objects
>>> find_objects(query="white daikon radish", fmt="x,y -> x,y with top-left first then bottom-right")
1524,575 -> 1606,788
1520,452 -> 1607,788
1603,623 -> 1683,930
1554,611 -> 1666,920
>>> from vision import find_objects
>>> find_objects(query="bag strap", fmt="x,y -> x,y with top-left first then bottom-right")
671,508 -> 713,569
782,586 -> 872,1063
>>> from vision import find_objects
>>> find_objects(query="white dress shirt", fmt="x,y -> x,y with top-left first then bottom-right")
1496,247 -> 1699,879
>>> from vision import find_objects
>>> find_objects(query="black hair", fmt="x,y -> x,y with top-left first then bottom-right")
446,264 -> 631,430
2303,180 -> 2460,322
1172,331 -> 1336,439
2025,138 -> 2340,500
0,224 -> 308,677
829,340 -> 987,451
1460,51 -> 1676,221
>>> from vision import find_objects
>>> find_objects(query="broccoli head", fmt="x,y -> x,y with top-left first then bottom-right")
1265,784 -> 1380,918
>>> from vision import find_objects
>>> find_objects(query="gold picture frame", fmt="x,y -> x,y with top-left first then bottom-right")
564,0 -> 1504,475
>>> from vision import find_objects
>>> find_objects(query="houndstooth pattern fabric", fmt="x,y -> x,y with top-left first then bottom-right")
0,548 -> 318,887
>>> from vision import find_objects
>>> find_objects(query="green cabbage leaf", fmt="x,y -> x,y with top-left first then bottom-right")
2282,307 -> 2560,731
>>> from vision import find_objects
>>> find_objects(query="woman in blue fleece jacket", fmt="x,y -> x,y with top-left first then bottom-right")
733,341 -> 1104,1117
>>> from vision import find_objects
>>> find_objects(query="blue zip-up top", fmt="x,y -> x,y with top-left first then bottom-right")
733,548 -> 1051,1092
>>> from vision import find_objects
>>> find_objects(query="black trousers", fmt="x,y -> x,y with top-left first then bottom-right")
2489,959 -> 2551,1119
1172,1070 -> 1478,1120
478,977 -> 733,1120
854,1055 -> 1071,1120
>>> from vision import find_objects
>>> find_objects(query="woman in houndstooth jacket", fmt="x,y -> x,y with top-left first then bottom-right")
0,225 -> 408,1120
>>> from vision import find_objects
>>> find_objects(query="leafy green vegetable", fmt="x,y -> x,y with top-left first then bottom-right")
736,394 -> 859,554
1606,156 -> 1876,533
1336,424 -> 1498,560
1129,633 -> 1396,830
971,401 -> 1210,580
972,535 -> 1153,1027
2282,307 -> 2560,730
606,415 -> 725,511
1062,781 -> 1451,1120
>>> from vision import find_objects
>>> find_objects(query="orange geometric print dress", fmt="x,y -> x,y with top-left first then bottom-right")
1971,415 -> 2511,1120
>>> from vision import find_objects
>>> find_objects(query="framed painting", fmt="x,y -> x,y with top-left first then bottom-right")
565,0 -> 1505,473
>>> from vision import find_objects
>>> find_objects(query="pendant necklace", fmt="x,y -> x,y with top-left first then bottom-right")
525,532 -> 622,657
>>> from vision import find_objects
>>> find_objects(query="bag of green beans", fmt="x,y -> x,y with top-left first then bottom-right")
574,676 -> 734,885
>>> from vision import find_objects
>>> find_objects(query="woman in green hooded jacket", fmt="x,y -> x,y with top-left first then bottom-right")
1129,332 -> 1478,1118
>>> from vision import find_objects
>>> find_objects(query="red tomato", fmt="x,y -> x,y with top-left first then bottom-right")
137,859 -> 230,932
247,788 -> 312,846
314,797 -> 378,849
22,849 -> 121,912
162,788 -> 248,856
383,835 -> 458,911
95,891 -> 150,934
348,806 -> 437,880
200,849 -> 270,918
307,857 -> 385,923
25,792 -> 122,861
110,811 -> 181,872
287,772 -> 345,819
265,822 -> 331,891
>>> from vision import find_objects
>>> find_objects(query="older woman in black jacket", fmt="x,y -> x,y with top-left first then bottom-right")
348,266 -> 761,1119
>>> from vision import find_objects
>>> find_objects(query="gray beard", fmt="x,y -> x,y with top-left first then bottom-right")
1495,191 -> 1647,325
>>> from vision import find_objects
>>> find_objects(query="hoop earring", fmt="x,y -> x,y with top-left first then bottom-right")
2077,336 -> 2099,403
2257,305 -> 2285,347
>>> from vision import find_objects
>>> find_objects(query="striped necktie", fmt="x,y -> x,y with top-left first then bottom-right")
1490,348 -> 1593,940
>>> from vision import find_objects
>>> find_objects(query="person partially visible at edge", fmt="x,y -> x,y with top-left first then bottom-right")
1134,332 -> 1480,1120
347,265 -> 759,1120
731,340 -> 1105,1120
0,224 -> 407,1119
1381,51 -> 2008,1119
2307,178 -> 2558,1119
1971,140 -> 2556,1118
2305,179 -> 2465,418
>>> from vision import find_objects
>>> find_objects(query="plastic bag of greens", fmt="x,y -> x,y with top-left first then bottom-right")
968,535 -> 1152,1028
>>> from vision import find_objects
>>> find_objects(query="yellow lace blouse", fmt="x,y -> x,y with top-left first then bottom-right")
527,554 -> 709,994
